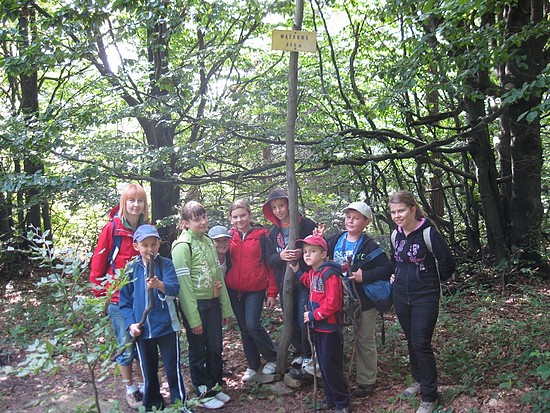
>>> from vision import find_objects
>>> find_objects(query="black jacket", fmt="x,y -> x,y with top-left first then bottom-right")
326,231 -> 393,311
391,219 -> 455,298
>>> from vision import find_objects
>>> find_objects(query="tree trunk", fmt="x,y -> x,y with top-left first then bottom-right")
503,0 -> 546,263
463,94 -> 508,264
19,5 -> 50,243
277,0 -> 304,374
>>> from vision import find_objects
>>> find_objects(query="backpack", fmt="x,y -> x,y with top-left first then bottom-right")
320,265 -> 362,329
351,247 -> 393,313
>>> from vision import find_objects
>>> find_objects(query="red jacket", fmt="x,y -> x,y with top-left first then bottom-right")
225,225 -> 278,298
299,260 -> 343,333
89,205 -> 139,303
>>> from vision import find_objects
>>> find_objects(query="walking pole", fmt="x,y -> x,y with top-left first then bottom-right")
305,305 -> 317,412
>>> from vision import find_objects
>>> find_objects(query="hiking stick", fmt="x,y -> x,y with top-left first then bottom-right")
110,254 -> 156,362
305,305 -> 317,412
346,256 -> 361,382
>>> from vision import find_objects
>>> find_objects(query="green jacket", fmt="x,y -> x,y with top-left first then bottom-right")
172,229 -> 233,329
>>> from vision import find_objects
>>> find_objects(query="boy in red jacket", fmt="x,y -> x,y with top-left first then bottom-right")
290,235 -> 351,413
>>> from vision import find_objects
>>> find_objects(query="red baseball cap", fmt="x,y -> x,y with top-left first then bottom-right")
295,235 -> 328,251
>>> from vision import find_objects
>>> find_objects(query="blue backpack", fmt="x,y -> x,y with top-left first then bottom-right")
353,247 -> 393,313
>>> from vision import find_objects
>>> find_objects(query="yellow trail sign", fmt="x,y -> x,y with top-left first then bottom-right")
272,30 -> 317,53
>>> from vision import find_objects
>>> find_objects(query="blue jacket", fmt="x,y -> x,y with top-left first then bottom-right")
391,219 -> 455,298
119,254 -> 181,339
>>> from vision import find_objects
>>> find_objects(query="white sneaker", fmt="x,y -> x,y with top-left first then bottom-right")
416,401 -> 436,413
242,368 -> 257,382
262,361 -> 277,374
199,397 -> 225,410
291,356 -> 303,368
301,358 -> 311,369
215,391 -> 231,403
403,381 -> 421,396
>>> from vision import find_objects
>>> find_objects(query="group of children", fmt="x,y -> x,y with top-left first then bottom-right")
91,184 -> 454,413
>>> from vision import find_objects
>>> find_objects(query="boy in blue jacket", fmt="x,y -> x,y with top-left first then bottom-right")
119,224 -> 189,412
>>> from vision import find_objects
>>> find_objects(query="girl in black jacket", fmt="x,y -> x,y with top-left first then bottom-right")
389,191 -> 455,413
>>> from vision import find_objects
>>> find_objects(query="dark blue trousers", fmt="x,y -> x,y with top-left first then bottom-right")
314,331 -> 350,409
393,293 -> 440,402
136,332 -> 187,411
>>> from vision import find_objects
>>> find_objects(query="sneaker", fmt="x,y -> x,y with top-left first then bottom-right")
352,383 -> 375,398
334,407 -> 352,413
199,397 -> 225,410
242,368 -> 257,382
262,361 -> 277,374
403,381 -> 421,396
416,401 -> 436,413
214,391 -> 231,403
126,390 -> 143,409
289,367 -> 314,382
301,357 -> 311,369
291,356 -> 303,369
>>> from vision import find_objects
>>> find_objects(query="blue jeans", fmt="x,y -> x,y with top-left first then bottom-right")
108,302 -> 136,366
227,288 -> 277,371
393,293 -> 440,402
182,298 -> 223,394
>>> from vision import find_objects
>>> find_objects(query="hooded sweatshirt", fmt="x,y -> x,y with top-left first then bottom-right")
262,189 -> 317,289
391,218 -> 456,298
225,225 -> 278,297
298,260 -> 344,333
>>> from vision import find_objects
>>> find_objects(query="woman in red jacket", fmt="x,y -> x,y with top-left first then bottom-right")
225,199 -> 278,382
89,183 -> 149,410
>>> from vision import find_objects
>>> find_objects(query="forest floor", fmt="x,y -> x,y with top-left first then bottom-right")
0,267 -> 548,413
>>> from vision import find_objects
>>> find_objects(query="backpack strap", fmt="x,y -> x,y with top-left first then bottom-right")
390,229 -> 397,251
107,220 -> 123,274
423,227 -> 433,254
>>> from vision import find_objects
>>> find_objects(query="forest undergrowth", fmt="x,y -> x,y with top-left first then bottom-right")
0,256 -> 548,413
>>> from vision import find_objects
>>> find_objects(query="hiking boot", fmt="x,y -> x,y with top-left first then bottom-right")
126,390 -> 143,409
242,368 -> 257,382
214,391 -> 231,403
403,381 -> 421,396
416,401 -> 436,413
289,367 -> 314,382
334,407 -> 352,413
352,383 -> 375,398
262,361 -> 277,374
291,356 -> 303,369
199,397 -> 225,409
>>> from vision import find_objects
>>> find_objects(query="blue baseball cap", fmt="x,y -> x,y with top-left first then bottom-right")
133,224 -> 161,242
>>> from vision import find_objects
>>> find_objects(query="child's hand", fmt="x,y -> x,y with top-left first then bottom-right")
280,248 -> 301,262
303,311 -> 311,323
191,325 -> 203,335
312,223 -> 326,237
266,296 -> 277,309
289,261 -> 299,273
390,274 -> 395,284
129,323 -> 142,337
147,276 -> 165,293
349,268 -> 363,282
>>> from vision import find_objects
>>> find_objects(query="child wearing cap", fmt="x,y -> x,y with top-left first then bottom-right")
208,225 -> 232,274
290,235 -> 351,413
172,201 -> 233,409
262,188 -> 317,369
119,224 -> 189,412
318,202 -> 393,398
